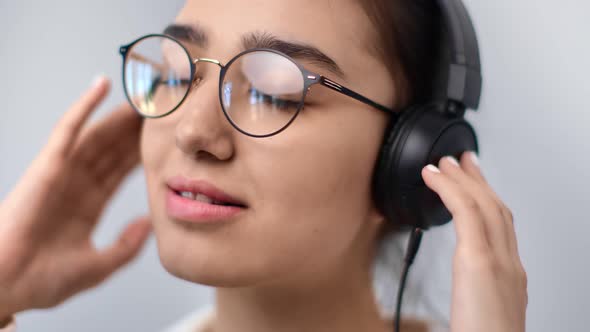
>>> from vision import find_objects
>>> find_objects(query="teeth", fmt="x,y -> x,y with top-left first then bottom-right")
180,191 -> 195,199
195,193 -> 214,204
178,191 -> 226,205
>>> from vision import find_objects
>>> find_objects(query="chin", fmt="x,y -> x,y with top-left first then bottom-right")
153,225 -> 271,288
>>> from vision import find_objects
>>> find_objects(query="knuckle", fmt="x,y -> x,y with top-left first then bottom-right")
499,201 -> 514,220
454,245 -> 497,274
486,255 -> 504,274
43,162 -> 63,180
494,204 -> 506,220
43,160 -> 70,186
505,207 -> 514,222
517,265 -> 529,307
458,196 -> 480,215
518,264 -> 528,288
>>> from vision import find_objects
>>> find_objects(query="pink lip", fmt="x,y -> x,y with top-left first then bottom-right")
165,176 -> 247,223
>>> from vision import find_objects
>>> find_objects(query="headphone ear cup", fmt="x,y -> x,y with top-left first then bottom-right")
373,106 -> 421,229
372,103 -> 479,230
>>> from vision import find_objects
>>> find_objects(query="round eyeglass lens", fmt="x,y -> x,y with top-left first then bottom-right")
221,50 -> 305,136
123,35 -> 192,117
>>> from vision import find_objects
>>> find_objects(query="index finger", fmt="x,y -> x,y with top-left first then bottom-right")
44,76 -> 111,159
421,163 -> 490,252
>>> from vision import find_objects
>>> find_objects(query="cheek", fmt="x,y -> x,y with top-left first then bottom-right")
140,122 -> 162,205
135,105 -> 387,286
241,106 -> 388,277
140,120 -> 206,282
140,122 -> 155,169
140,120 -> 174,233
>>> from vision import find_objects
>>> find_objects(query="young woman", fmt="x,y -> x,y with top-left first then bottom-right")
0,0 -> 527,331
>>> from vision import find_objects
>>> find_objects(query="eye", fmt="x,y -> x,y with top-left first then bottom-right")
159,77 -> 193,87
145,75 -> 193,101
247,87 -> 301,110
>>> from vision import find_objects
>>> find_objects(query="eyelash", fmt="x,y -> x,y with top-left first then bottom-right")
154,78 -> 309,110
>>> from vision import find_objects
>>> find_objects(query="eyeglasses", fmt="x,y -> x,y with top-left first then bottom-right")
119,34 -> 396,138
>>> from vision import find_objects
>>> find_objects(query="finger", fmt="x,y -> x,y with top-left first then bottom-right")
45,76 -> 111,159
71,101 -> 142,170
438,155 -> 511,259
458,151 -> 487,184
459,151 -> 520,259
93,112 -> 142,180
459,151 -> 509,222
100,139 -> 141,197
82,144 -> 141,221
80,216 -> 152,288
421,164 -> 489,252
459,152 -> 510,224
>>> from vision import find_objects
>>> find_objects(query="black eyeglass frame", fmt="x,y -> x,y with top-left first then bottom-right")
119,33 -> 399,138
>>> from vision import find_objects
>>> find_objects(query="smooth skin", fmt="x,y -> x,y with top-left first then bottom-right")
0,77 -> 152,319
0,1 -> 527,331
0,76 -> 527,332
422,157 -> 527,332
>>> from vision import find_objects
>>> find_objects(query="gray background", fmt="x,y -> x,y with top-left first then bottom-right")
0,0 -> 588,331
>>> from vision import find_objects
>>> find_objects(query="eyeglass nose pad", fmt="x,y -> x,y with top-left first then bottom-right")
191,76 -> 203,89
191,58 -> 224,89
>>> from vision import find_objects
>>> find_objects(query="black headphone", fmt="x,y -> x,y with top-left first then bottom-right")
372,0 -> 482,231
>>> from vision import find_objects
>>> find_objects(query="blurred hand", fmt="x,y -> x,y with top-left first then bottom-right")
421,152 -> 528,332
0,76 -> 152,318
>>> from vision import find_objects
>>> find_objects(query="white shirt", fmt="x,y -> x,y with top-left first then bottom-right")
0,305 -> 448,332
161,305 -> 449,332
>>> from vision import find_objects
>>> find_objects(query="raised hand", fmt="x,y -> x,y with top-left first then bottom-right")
421,152 -> 528,332
0,77 -> 152,318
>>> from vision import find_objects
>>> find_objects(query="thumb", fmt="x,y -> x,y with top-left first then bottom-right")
82,216 -> 153,287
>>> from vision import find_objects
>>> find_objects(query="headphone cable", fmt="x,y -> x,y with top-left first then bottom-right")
393,227 -> 424,332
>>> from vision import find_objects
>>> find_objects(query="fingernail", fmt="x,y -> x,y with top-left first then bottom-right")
445,156 -> 460,167
469,151 -> 480,167
426,164 -> 440,173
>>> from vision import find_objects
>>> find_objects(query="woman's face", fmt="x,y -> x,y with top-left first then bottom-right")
141,0 -> 397,286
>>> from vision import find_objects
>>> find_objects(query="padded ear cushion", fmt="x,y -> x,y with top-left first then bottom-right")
372,103 -> 478,229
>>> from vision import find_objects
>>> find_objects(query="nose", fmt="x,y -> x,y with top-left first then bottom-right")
174,65 -> 234,161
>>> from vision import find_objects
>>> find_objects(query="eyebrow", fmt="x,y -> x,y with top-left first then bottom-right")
162,23 -> 345,79
163,23 -> 208,47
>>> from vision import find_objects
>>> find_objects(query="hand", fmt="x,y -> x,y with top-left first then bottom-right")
0,76 -> 152,318
421,152 -> 528,332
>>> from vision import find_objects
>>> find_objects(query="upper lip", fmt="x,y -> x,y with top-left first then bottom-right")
166,175 -> 247,207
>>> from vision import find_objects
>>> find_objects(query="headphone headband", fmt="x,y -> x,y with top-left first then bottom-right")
435,0 -> 482,110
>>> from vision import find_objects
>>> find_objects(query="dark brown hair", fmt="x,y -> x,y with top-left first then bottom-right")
361,3 -> 448,323
359,0 -> 441,109
359,0 -> 441,237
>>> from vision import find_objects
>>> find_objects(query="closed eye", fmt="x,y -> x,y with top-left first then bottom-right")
247,88 -> 301,110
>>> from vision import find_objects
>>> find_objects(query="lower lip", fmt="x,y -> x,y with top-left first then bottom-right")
165,187 -> 245,223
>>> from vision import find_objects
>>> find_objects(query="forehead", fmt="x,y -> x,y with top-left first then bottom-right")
175,0 -> 376,79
